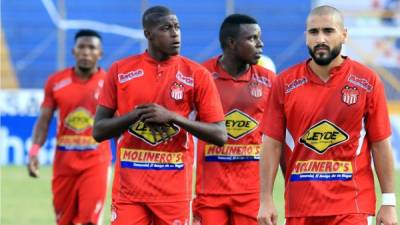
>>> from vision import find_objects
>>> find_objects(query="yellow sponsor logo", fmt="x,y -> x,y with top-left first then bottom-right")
120,148 -> 184,170
57,135 -> 98,151
58,135 -> 97,145
121,148 -> 183,163
225,109 -> 258,140
300,120 -> 348,154
291,160 -> 353,181
292,160 -> 352,174
128,121 -> 180,146
64,107 -> 93,132
205,144 -> 260,162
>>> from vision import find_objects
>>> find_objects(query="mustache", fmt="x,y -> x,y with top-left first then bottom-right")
314,44 -> 330,51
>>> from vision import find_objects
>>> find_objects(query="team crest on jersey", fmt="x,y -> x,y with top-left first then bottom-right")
211,72 -> 220,79
128,121 -> 180,146
341,85 -> 359,106
300,120 -> 349,154
225,109 -> 258,140
170,82 -> 184,100
64,107 -> 93,133
248,80 -> 263,98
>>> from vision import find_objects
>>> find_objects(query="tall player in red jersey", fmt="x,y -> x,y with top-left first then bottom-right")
193,14 -> 275,225
93,6 -> 227,225
28,30 -> 112,225
257,5 -> 398,225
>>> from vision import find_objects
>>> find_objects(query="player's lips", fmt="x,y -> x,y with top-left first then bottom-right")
171,42 -> 180,48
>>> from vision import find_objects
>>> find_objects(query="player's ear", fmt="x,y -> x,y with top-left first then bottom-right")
144,29 -> 152,40
226,37 -> 235,49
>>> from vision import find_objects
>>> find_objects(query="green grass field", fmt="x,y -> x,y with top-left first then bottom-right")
1,166 -> 399,225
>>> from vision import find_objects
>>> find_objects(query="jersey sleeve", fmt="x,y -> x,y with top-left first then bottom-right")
41,77 -> 56,109
365,75 -> 392,142
193,67 -> 224,123
98,62 -> 118,110
260,75 -> 286,142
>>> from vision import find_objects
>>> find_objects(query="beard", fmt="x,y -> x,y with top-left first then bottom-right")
308,44 -> 342,66
77,66 -> 92,74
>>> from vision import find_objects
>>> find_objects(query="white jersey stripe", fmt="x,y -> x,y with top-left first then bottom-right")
356,118 -> 366,156
285,129 -> 295,151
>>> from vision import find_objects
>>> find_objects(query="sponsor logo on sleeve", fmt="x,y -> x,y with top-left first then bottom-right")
176,71 -> 194,87
285,77 -> 308,93
300,120 -> 349,154
251,74 -> 271,88
341,85 -> 359,106
64,107 -> 93,133
128,121 -> 180,146
53,78 -> 72,91
290,160 -> 353,181
118,69 -> 144,83
225,109 -> 258,140
120,148 -> 184,170
348,74 -> 373,92
205,144 -> 260,162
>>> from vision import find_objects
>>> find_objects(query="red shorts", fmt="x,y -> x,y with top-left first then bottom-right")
52,162 -> 110,225
111,201 -> 190,225
285,214 -> 370,225
192,193 -> 259,225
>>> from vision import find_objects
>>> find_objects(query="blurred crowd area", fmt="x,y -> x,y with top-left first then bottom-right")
1,0 -> 398,102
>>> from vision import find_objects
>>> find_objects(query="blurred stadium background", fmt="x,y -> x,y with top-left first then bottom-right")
1,0 -> 399,224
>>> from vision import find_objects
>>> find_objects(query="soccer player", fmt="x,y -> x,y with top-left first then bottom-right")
93,6 -> 227,225
193,14 -> 275,225
27,29 -> 111,225
257,5 -> 398,225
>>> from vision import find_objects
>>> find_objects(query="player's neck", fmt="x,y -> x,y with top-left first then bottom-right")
74,66 -> 97,80
219,55 -> 249,78
147,47 -> 173,62
309,56 -> 344,83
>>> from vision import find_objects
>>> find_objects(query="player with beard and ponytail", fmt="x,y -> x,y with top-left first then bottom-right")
28,29 -> 111,225
257,5 -> 398,225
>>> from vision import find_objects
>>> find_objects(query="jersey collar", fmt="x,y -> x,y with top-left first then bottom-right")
142,50 -> 179,66
214,55 -> 252,81
305,56 -> 350,85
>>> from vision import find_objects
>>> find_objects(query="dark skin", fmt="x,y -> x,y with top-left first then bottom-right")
93,14 -> 227,146
28,36 -> 103,178
219,23 -> 263,78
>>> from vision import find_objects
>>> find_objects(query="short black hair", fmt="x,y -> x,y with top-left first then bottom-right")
142,6 -> 174,29
74,29 -> 102,42
219,14 -> 258,50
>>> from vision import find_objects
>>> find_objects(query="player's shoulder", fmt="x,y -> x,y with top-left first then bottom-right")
346,57 -> 379,79
112,54 -> 143,69
278,60 -> 308,81
201,56 -> 219,71
177,55 -> 210,75
253,64 -> 276,79
46,67 -> 73,83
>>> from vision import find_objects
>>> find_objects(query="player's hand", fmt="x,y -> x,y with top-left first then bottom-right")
257,199 -> 278,225
376,205 -> 398,225
28,155 -> 40,178
136,103 -> 176,124
146,122 -> 172,143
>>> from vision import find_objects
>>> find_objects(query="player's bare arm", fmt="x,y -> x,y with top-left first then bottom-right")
93,105 -> 144,142
371,138 -> 398,225
137,103 -> 227,147
28,107 -> 54,178
258,136 -> 282,225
